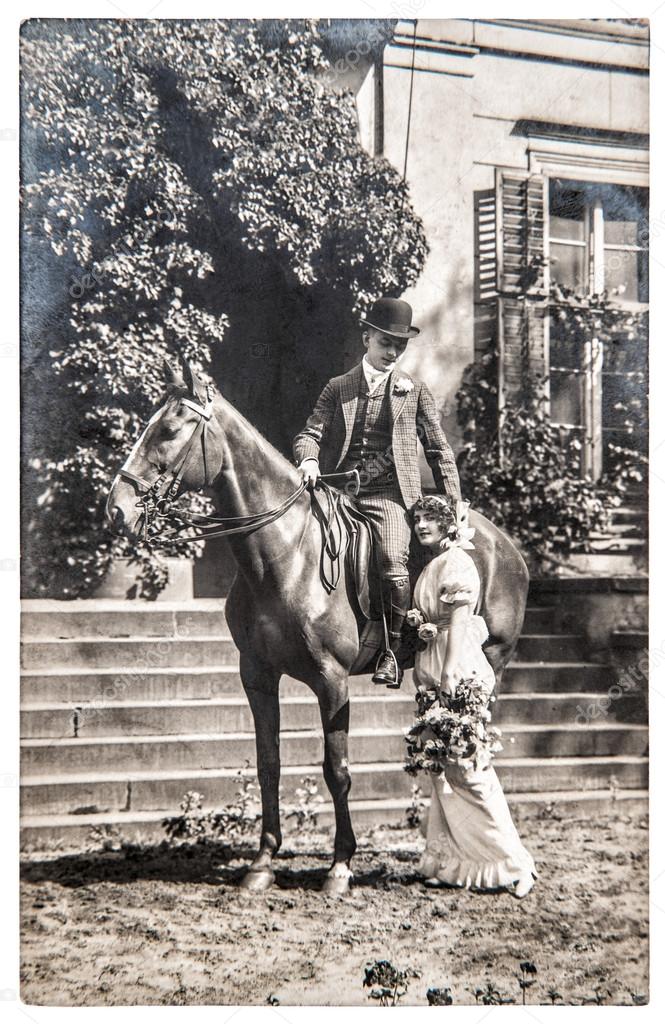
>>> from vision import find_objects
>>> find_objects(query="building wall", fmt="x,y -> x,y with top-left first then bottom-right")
359,19 -> 648,455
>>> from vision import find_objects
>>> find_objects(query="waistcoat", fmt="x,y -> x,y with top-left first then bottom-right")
346,376 -> 392,462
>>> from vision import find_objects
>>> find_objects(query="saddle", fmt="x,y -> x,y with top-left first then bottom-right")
309,476 -> 376,621
309,476 -> 420,676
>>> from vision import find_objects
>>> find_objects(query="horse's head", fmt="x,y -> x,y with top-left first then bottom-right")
105,359 -> 219,538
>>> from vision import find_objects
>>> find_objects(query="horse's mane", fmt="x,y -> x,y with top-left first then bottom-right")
164,381 -> 300,483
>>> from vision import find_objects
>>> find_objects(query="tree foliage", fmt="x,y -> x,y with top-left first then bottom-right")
21,19 -> 428,597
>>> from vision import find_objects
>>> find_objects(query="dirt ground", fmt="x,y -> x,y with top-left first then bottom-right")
20,811 -> 649,1007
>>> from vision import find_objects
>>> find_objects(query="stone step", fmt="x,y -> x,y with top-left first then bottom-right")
22,601 -> 580,642
515,634 -> 588,661
589,537 -> 646,552
20,755 -> 649,817
591,522 -> 645,539
21,722 -> 648,774
18,691 -> 625,740
612,506 -> 647,521
20,665 -> 247,703
612,630 -> 648,650
20,636 -> 238,671
19,788 -> 649,847
21,599 -> 229,640
521,607 -> 557,633
21,635 -> 592,673
501,663 -> 610,692
20,661 -> 612,703
564,553 -> 646,575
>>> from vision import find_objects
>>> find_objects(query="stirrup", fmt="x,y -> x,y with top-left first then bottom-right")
372,648 -> 402,689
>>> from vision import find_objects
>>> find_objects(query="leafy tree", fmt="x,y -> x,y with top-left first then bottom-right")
21,19 -> 427,597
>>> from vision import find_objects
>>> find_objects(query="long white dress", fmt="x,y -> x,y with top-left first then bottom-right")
413,544 -> 537,890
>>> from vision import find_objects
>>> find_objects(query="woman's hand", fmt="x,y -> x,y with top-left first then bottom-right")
437,671 -> 458,700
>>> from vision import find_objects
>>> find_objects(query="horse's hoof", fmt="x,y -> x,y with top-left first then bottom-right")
322,873 -> 352,896
240,869 -> 275,893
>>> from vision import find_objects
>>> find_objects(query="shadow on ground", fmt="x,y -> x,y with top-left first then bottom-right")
20,840 -> 424,892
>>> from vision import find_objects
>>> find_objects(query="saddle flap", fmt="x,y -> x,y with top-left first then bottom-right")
338,502 -> 374,620
310,484 -> 377,620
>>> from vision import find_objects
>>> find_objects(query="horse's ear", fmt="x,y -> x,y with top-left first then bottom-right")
182,359 -> 205,401
163,359 -> 185,388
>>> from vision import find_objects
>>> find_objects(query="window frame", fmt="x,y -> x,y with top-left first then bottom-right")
527,141 -> 649,310
543,171 -> 648,477
547,180 -> 648,305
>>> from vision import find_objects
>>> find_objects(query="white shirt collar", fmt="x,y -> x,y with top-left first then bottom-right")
362,355 -> 393,394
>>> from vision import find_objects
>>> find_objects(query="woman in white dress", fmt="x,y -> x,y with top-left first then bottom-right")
407,495 -> 537,899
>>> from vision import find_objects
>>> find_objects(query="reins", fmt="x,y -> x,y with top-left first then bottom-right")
175,483 -> 306,540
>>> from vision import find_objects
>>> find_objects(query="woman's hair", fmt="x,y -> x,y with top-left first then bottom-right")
406,495 -> 457,536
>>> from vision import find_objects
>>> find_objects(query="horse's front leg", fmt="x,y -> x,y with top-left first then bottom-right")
316,672 -> 357,895
239,653 -> 281,893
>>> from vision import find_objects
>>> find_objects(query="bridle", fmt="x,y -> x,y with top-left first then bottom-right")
117,384 -> 305,544
118,384 -> 215,541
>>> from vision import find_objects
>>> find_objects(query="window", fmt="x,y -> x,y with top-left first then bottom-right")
549,179 -> 648,302
548,178 -> 648,476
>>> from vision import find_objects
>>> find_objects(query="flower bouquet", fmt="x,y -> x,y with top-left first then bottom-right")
404,675 -> 503,775
405,607 -> 438,642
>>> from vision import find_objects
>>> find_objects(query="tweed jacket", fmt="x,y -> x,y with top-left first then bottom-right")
293,363 -> 461,508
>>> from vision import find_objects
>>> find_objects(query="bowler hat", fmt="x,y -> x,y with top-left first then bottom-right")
360,297 -> 420,338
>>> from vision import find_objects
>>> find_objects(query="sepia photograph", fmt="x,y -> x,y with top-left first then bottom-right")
15,6 -> 652,1009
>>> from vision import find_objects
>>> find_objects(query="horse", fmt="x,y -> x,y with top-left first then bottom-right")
106,359 -> 529,895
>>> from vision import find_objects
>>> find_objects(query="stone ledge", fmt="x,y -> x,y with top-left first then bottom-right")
530,576 -> 648,596
611,630 -> 648,650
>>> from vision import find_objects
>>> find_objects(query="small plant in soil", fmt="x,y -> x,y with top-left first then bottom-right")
363,960 -> 420,1006
162,762 -> 260,845
546,987 -> 563,1004
517,961 -> 538,1004
537,801 -> 562,821
426,987 -> 453,1005
162,791 -> 211,843
285,776 -> 324,832
472,982 -> 515,1005
223,761 -> 261,839
86,824 -> 124,852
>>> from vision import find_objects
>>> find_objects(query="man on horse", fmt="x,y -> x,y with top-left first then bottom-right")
293,297 -> 462,689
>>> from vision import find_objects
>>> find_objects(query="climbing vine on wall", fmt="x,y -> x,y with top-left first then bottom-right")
456,286 -> 647,570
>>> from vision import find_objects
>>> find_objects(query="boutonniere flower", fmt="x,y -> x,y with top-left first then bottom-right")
393,376 -> 414,395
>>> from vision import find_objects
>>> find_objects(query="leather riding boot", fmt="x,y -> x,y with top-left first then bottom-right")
372,576 -> 410,689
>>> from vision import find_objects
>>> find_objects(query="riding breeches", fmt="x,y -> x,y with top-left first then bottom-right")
353,491 -> 411,578
353,490 -> 411,643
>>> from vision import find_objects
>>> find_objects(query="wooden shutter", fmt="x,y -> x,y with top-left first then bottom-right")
495,170 -> 547,402
473,188 -> 499,358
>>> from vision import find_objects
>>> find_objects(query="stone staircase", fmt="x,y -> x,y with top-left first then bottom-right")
572,489 -> 648,576
20,599 -> 648,845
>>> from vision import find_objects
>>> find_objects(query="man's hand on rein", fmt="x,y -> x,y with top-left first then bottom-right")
299,458 -> 320,490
